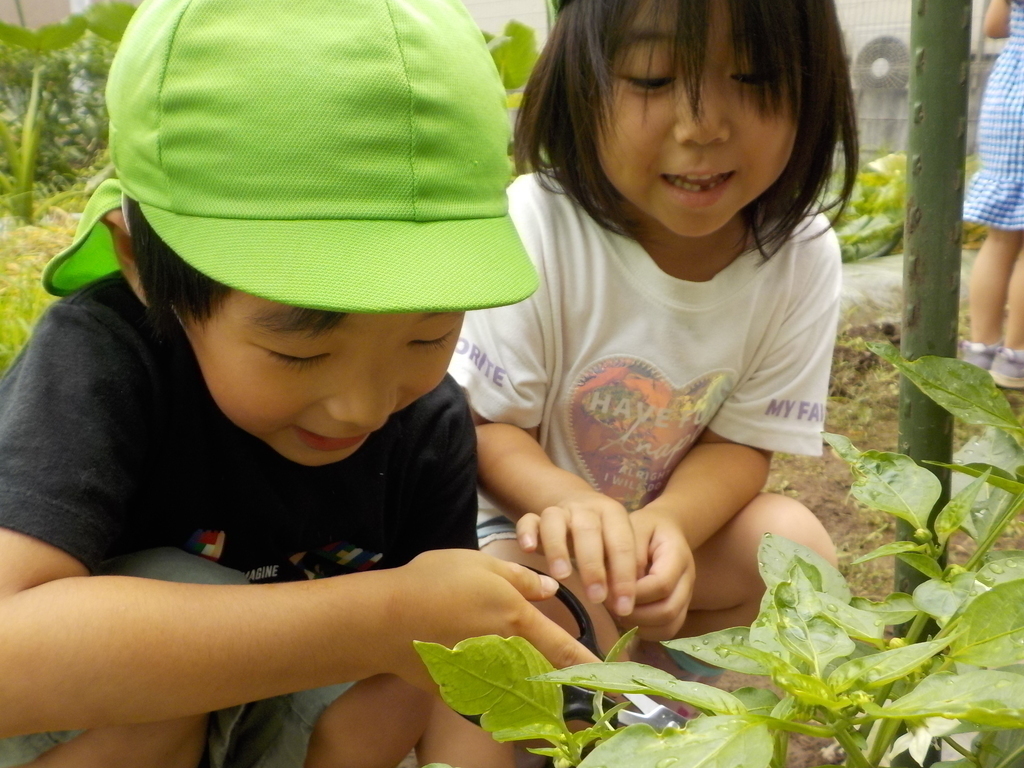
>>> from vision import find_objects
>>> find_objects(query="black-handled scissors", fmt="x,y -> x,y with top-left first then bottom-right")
547,578 -> 623,723
548,578 -> 686,729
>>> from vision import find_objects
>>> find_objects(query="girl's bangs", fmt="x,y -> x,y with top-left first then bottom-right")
604,0 -> 800,116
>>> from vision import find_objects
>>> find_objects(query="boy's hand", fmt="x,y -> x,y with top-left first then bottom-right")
620,508 -> 694,641
515,491 -> 638,618
387,549 -> 599,690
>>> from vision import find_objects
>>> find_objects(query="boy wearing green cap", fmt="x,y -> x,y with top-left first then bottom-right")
0,0 -> 595,766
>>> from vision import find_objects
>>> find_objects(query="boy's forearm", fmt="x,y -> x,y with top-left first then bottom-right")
0,571 -> 402,737
640,440 -> 771,549
476,422 -> 597,520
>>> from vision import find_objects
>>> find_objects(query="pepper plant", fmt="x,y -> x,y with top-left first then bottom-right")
417,345 -> 1024,768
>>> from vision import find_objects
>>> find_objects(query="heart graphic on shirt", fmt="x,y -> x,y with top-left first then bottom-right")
566,357 -> 734,511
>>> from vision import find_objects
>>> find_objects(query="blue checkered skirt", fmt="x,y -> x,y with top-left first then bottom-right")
964,1 -> 1024,230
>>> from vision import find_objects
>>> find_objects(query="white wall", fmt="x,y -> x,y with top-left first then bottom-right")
463,0 -> 549,41
0,0 -> 141,27
0,0 -> 69,27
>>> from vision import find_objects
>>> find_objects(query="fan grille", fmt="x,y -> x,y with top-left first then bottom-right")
854,36 -> 911,89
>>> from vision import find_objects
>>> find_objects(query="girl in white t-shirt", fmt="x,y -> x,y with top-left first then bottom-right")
451,0 -> 858,669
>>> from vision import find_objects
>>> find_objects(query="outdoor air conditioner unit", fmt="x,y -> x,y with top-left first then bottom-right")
853,35 -> 912,89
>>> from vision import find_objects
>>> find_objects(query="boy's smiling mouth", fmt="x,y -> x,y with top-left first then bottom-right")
294,426 -> 369,452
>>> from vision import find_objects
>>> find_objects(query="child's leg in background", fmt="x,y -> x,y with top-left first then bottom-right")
306,674 -> 513,768
1000,231 -> 1024,350
17,716 -> 206,768
969,227 -> 1024,345
684,493 -> 836,637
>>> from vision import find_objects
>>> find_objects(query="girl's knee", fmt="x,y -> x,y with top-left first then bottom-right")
741,493 -> 837,566
306,676 -> 431,768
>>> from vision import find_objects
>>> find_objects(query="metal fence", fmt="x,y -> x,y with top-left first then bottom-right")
837,0 -> 1002,157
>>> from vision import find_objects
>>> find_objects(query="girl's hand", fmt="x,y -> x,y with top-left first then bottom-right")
387,549 -> 599,690
515,492 -> 638,617
620,508 -> 694,641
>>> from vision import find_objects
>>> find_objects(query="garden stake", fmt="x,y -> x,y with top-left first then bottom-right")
896,0 -> 973,763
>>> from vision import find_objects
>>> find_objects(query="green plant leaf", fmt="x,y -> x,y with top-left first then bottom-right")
773,667 -> 843,710
577,718 -> 773,768
868,343 -> 1024,435
605,626 -> 637,663
913,573 -> 980,626
950,581 -> 1024,667
0,19 -> 37,48
83,2 -> 136,42
852,540 -> 927,565
936,472 -> 990,546
897,553 -> 945,580
852,449 -> 942,530
978,553 -> 1024,588
850,593 -> 919,625
827,639 -> 950,692
974,725 -> 1024,768
866,671 -> 1024,727
815,593 -> 887,642
758,533 -> 851,602
414,636 -> 565,740
774,594 -> 855,673
731,687 -> 780,716
824,432 -> 861,463
665,627 -> 778,676
34,15 -> 87,51
532,661 -> 747,715
489,20 -> 538,90
490,723 -> 565,742
952,428 -> 1024,484
728,645 -> 803,681
932,461 -> 1024,495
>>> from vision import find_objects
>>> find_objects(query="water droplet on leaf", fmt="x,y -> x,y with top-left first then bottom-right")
991,565 -> 1005,574
656,759 -> 679,768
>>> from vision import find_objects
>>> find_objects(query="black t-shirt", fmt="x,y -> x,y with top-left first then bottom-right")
0,277 -> 477,581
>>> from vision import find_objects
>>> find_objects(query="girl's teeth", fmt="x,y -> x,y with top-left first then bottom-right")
668,173 -> 727,191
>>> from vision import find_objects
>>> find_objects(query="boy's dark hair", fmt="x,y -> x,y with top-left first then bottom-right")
124,198 -> 345,339
515,0 -> 859,257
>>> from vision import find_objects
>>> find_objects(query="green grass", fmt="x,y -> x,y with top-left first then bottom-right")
0,219 -> 73,373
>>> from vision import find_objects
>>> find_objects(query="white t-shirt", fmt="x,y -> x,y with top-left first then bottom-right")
451,174 -> 841,513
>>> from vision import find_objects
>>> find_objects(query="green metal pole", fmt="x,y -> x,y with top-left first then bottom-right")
894,7 -> 972,762
896,0 -> 972,594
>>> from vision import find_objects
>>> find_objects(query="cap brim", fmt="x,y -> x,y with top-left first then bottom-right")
43,179 -> 123,296
43,179 -> 539,313
141,203 -> 538,313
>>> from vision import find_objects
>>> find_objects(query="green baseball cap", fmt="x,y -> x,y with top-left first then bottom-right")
44,0 -> 538,313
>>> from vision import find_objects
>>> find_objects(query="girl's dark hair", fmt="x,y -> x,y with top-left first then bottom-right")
515,0 -> 858,257
123,198 -> 344,339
